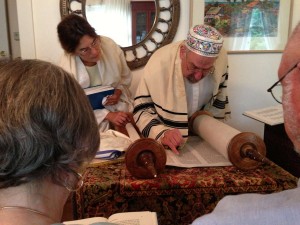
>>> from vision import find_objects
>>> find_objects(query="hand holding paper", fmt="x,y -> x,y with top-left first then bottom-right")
104,89 -> 122,106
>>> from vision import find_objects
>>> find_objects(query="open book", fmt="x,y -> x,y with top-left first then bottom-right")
84,85 -> 114,110
243,105 -> 283,126
63,211 -> 158,225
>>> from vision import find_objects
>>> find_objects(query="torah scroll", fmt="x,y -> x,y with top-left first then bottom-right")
190,111 -> 270,170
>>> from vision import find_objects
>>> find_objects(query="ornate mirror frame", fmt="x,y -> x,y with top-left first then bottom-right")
60,0 -> 180,70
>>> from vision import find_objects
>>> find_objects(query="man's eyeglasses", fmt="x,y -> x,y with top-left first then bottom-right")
267,63 -> 298,104
78,37 -> 100,56
185,53 -> 215,76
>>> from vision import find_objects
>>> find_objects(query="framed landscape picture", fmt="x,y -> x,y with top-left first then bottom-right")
190,0 -> 293,52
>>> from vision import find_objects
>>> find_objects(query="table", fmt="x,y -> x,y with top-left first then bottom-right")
73,160 -> 298,225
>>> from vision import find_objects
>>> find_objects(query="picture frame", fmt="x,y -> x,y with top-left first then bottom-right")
190,0 -> 293,53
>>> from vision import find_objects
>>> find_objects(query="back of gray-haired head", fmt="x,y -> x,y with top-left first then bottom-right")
0,59 -> 100,189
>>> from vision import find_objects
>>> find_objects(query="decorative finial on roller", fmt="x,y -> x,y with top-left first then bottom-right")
125,138 -> 166,179
227,132 -> 272,170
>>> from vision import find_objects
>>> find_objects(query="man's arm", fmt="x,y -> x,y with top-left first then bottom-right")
133,89 -> 183,154
133,75 -> 169,140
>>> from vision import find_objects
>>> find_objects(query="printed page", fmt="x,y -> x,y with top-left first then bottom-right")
63,217 -> 108,224
243,105 -> 283,126
108,211 -> 158,225
166,136 -> 232,168
84,85 -> 114,95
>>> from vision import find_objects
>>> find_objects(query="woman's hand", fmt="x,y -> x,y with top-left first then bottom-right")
105,111 -> 131,127
104,89 -> 122,106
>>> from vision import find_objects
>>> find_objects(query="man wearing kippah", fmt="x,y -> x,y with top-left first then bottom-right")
133,24 -> 230,154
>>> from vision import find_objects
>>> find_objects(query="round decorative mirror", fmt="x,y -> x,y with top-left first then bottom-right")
60,0 -> 180,70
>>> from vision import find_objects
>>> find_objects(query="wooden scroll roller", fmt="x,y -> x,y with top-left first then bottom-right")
189,111 -> 272,170
124,123 -> 167,179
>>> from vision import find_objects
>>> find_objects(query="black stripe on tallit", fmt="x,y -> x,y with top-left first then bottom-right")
133,102 -> 154,114
134,96 -> 187,116
212,96 -> 229,109
142,119 -> 161,137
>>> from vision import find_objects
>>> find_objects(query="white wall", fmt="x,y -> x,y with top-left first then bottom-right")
16,0 -> 300,138
226,52 -> 282,137
7,0 -> 21,58
291,0 -> 300,31
0,0 -> 10,58
16,0 -> 36,59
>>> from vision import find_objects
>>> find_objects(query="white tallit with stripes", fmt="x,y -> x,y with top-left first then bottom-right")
133,41 -> 230,143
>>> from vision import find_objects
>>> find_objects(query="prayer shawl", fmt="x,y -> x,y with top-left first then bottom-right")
133,41 -> 230,142
59,36 -> 133,131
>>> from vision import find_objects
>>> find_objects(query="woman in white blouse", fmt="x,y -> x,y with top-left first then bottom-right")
57,14 -> 133,132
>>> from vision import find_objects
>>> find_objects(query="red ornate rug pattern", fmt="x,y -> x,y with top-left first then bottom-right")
74,161 -> 297,225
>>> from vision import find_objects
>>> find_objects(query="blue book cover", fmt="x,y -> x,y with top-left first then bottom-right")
84,85 -> 114,110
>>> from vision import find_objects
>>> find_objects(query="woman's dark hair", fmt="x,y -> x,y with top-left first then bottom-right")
0,59 -> 100,188
57,14 -> 98,53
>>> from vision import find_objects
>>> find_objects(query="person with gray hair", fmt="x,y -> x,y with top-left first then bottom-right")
192,23 -> 300,225
0,59 -> 100,225
133,24 -> 230,155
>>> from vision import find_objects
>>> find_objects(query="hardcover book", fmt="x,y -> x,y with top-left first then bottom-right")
84,85 -> 114,110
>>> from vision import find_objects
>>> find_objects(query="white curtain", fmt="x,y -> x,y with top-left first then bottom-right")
86,0 -> 132,47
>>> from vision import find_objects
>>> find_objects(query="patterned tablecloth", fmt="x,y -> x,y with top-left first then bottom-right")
74,160 -> 298,225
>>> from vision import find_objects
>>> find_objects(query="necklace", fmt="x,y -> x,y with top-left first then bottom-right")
0,206 -> 55,223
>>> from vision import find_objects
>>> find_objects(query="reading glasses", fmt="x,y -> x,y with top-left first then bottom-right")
267,63 -> 298,104
79,37 -> 100,56
185,53 -> 215,76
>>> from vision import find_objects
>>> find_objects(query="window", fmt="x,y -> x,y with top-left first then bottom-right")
131,1 -> 155,45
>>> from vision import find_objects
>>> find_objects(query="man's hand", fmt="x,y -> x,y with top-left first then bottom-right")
161,129 -> 184,155
106,111 -> 131,127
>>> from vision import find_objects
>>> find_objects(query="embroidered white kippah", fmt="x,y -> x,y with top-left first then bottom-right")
186,24 -> 223,57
